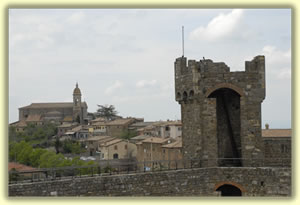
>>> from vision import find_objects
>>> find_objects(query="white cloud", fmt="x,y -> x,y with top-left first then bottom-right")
277,68 -> 291,79
189,9 -> 244,41
261,45 -> 291,79
66,11 -> 85,24
136,79 -> 157,88
104,80 -> 123,95
262,45 -> 291,64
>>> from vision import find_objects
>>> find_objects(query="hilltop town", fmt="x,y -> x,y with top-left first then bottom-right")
9,83 -> 184,171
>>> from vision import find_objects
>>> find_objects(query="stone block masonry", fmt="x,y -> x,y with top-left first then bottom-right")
175,56 -> 266,167
9,167 -> 291,196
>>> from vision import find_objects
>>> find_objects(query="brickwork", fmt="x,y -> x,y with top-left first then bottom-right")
9,167 -> 291,196
175,56 -> 266,166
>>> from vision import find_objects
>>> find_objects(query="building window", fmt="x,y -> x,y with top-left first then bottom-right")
281,144 -> 288,153
165,126 -> 170,131
163,149 -> 165,153
113,153 -> 119,159
114,145 -> 118,150
125,145 -> 128,150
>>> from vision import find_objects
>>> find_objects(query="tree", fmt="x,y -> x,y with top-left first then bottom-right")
54,137 -> 62,154
96,104 -> 118,120
120,130 -> 138,140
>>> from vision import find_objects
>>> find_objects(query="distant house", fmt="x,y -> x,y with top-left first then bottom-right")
9,120 -> 27,132
139,120 -> 182,139
105,118 -> 137,138
98,138 -> 137,160
9,162 -> 44,181
90,121 -> 107,136
161,138 -> 183,161
262,125 -> 291,166
57,122 -> 79,137
136,137 -> 172,162
86,136 -> 137,160
63,125 -> 89,140
130,134 -> 150,144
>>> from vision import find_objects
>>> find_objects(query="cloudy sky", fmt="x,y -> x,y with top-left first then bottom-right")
9,9 -> 291,128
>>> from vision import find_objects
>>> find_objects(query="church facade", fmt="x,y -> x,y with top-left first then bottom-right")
17,83 -> 88,125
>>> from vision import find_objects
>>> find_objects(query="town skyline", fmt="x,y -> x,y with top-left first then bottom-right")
9,9 -> 291,128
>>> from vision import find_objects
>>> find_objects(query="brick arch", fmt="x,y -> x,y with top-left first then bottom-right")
205,83 -> 244,98
214,181 -> 246,193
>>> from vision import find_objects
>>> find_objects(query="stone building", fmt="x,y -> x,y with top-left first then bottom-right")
17,83 -> 88,125
86,136 -> 136,159
175,56 -> 266,167
262,125 -> 291,166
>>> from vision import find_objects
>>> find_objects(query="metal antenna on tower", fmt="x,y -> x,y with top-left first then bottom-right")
182,26 -> 184,57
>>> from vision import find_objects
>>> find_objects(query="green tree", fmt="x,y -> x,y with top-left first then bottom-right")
54,137 -> 62,154
39,151 -> 66,168
96,104 -> 118,120
29,148 -> 47,167
121,130 -> 138,140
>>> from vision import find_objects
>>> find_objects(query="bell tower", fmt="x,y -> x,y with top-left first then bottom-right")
73,82 -> 82,123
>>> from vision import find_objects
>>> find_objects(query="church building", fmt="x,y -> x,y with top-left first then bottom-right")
17,83 -> 88,125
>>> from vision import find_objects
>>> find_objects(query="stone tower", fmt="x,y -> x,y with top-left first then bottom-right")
73,82 -> 82,123
174,55 -> 265,167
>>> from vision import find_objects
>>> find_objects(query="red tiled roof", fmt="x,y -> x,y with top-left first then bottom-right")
262,129 -> 292,138
8,162 -> 37,172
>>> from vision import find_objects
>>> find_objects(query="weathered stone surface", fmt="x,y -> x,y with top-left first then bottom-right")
174,56 -> 266,167
8,167 -> 291,197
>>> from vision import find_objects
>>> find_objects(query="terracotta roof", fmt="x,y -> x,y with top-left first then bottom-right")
71,125 -> 82,132
92,121 -> 107,126
131,135 -> 150,141
129,122 -> 155,128
86,136 -> 113,142
262,129 -> 292,138
162,139 -> 182,148
106,118 -> 135,126
25,114 -> 42,122
142,137 -> 170,144
164,121 -> 182,126
91,117 -> 106,123
100,138 -> 123,147
58,122 -> 78,128
9,162 -> 37,172
10,121 -> 27,127
63,116 -> 73,122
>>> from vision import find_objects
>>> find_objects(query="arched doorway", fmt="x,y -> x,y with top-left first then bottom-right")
208,88 -> 242,167
216,184 -> 242,196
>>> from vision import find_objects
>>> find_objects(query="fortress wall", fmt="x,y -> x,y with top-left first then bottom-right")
9,167 -> 291,197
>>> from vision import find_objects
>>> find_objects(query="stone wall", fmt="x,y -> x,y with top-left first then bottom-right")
9,167 -> 291,197
263,137 -> 291,167
175,56 -> 266,167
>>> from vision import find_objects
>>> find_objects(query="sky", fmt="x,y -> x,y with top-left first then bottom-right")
9,9 -> 291,128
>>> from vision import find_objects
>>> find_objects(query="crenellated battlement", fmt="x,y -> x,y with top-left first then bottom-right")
174,56 -> 265,103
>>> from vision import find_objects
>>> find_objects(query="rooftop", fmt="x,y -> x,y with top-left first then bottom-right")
9,162 -> 37,172
162,138 -> 182,148
19,102 -> 87,109
100,138 -> 123,147
106,118 -> 135,126
141,137 -> 171,144
262,129 -> 292,138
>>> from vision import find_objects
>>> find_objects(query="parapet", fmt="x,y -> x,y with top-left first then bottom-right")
175,55 -> 265,103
